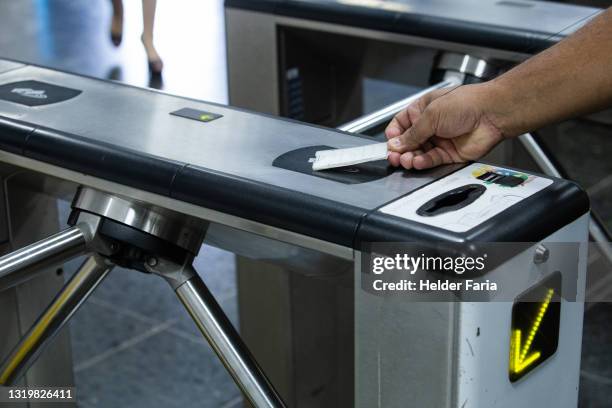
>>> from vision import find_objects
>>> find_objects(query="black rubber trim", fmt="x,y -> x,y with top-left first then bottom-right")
0,115 -> 35,154
25,126 -> 184,196
0,113 -> 589,249
171,164 -> 366,247
225,0 -> 561,52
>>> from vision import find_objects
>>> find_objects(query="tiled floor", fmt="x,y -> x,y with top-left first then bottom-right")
0,1 -> 611,407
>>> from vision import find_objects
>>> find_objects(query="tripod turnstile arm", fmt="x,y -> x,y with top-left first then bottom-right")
146,257 -> 287,408
518,133 -> 612,265
0,254 -> 113,385
337,78 -> 461,135
0,226 -> 87,291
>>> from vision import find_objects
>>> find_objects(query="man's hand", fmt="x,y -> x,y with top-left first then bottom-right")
385,84 -> 505,170
386,7 -> 612,171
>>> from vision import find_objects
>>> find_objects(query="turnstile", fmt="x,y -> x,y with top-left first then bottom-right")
225,0 -> 599,120
224,5 -> 609,405
0,59 -> 590,407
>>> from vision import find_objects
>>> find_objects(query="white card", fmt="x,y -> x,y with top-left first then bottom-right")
312,142 -> 389,171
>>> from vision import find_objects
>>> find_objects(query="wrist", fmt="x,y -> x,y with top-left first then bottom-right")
477,79 -> 522,139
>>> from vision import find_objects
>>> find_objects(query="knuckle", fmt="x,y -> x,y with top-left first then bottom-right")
423,105 -> 441,133
407,104 -> 421,119
416,96 -> 429,110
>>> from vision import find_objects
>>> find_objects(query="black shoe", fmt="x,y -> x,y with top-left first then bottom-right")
148,59 -> 164,76
111,32 -> 122,47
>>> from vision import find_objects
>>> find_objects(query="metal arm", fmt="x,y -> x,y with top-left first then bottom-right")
0,226 -> 87,291
518,133 -> 612,265
0,187 -> 285,406
338,78 -> 460,134
0,254 -> 113,385
146,257 -> 286,408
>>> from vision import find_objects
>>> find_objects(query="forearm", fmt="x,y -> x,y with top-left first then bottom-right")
484,7 -> 612,138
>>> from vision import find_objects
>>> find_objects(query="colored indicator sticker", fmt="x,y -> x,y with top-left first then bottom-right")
509,272 -> 561,382
472,165 -> 529,187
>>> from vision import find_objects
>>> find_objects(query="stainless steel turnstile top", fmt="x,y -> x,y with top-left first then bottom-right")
0,60 -> 24,75
0,59 -> 589,251
294,0 -> 597,35
226,0 -> 601,51
0,62 -> 451,209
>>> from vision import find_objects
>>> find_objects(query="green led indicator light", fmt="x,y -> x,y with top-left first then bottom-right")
171,108 -> 222,123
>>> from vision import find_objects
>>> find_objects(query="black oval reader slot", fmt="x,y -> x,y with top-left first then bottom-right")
417,184 -> 486,217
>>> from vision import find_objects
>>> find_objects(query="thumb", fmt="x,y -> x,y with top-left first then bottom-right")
388,106 -> 438,152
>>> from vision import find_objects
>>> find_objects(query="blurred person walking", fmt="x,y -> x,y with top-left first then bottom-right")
110,0 -> 163,76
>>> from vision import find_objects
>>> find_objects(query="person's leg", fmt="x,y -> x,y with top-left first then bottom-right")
110,0 -> 123,46
141,0 -> 163,74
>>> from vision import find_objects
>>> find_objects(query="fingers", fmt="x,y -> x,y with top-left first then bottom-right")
387,151 -> 401,167
392,138 -> 462,170
388,107 -> 437,153
412,146 -> 454,169
388,149 -> 421,169
385,92 -> 433,139
385,107 -> 412,139
395,148 -> 450,170
385,85 -> 489,170
386,86 -> 463,166
385,86 -> 459,140
399,150 -> 424,169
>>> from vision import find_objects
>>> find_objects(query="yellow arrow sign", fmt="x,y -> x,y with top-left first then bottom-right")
509,288 -> 555,374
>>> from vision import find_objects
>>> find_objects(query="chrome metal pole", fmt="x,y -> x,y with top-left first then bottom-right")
0,226 -> 87,291
174,275 -> 286,408
518,133 -> 612,265
0,254 -> 113,385
338,78 -> 461,134
517,133 -> 562,178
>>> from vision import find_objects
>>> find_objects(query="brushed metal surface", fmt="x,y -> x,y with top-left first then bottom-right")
0,60 -> 23,75
234,0 -> 600,38
72,187 -> 207,254
0,63 -> 455,211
